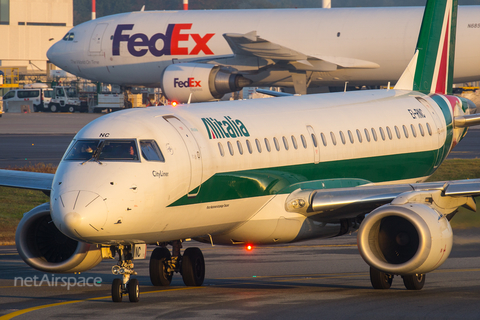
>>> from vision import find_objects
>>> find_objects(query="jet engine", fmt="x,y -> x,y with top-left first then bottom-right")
161,63 -> 252,103
15,203 -> 103,273
357,203 -> 453,275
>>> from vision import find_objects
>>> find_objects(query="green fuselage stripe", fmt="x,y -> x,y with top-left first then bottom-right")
168,148 -> 443,207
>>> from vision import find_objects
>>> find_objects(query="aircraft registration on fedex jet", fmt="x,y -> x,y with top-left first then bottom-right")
1,0 -> 480,303
46,6 -> 480,103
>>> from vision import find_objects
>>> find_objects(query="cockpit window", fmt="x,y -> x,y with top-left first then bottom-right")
68,33 -> 75,41
98,140 -> 138,161
65,139 -> 139,161
63,33 -> 69,41
140,140 -> 165,162
65,140 -> 101,160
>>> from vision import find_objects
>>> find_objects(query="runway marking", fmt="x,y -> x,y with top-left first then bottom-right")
0,286 -> 203,320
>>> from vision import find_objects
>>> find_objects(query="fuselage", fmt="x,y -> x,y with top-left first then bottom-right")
49,89 -> 473,246
47,6 -> 480,89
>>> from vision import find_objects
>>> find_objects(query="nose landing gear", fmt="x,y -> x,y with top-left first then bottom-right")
149,240 -> 205,287
111,245 -> 139,302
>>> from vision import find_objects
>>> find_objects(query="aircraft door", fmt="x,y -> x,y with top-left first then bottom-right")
164,116 -> 203,197
306,125 -> 320,164
89,23 -> 108,55
416,97 -> 444,168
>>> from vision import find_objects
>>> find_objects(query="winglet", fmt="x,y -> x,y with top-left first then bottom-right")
395,0 -> 458,95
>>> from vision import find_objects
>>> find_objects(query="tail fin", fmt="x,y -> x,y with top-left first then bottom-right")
394,0 -> 458,95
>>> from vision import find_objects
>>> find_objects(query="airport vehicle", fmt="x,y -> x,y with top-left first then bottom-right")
48,86 -> 85,113
2,0 -> 480,303
93,93 -> 125,113
46,5 -> 480,103
2,84 -> 53,112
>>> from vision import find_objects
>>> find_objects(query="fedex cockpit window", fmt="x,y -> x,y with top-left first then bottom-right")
65,139 -> 139,161
62,33 -> 75,41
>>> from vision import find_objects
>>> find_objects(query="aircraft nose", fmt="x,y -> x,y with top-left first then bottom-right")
51,190 -> 108,240
47,41 -> 68,68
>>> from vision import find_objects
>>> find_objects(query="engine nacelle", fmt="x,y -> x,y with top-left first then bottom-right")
161,63 -> 252,103
15,203 -> 103,273
357,203 -> 453,275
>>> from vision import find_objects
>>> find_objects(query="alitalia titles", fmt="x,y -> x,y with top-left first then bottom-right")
202,116 -> 250,139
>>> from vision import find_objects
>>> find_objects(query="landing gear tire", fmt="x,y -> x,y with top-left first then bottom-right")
402,273 -> 425,290
128,278 -> 140,302
370,267 -> 393,289
181,247 -> 205,286
112,278 -> 123,302
150,247 -> 173,286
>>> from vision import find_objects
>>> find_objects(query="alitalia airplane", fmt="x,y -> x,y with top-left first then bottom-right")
2,0 -> 480,303
46,5 -> 480,103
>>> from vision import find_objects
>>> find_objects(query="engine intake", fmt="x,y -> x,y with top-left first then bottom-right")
357,203 -> 452,275
15,203 -> 103,273
161,63 -> 252,103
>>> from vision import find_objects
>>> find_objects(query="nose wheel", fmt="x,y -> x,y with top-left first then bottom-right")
111,245 -> 140,302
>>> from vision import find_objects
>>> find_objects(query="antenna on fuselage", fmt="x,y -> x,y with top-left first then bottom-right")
140,5 -> 145,11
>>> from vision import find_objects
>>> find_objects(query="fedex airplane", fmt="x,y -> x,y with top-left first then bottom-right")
1,0 -> 480,303
46,6 -> 480,103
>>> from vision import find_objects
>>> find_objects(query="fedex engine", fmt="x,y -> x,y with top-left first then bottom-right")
161,63 -> 252,103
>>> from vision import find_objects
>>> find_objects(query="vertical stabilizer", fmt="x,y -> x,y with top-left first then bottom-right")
394,0 -> 457,94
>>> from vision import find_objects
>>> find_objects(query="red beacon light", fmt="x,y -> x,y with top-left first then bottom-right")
246,244 -> 253,251
171,101 -> 178,107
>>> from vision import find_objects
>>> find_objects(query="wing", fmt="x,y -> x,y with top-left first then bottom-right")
223,31 -> 380,70
0,169 -> 54,195
285,179 -> 479,221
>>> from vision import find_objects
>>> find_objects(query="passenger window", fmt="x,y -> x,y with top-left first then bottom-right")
218,142 -> 225,157
320,133 -> 327,146
140,140 -> 165,161
283,136 -> 289,150
364,129 -> 370,142
237,141 -> 244,155
255,139 -> 262,153
301,135 -> 307,148
291,135 -> 298,149
394,126 -> 401,139
419,124 -> 425,137
356,129 -> 363,143
264,138 -> 271,152
311,133 -> 318,147
410,124 -> 417,138
227,141 -> 234,155
348,130 -> 354,144
273,137 -> 280,151
330,132 -> 337,145
402,125 -> 409,138
426,122 -> 433,135
378,127 -> 384,141
246,140 -> 253,154
339,131 -> 346,144
386,127 -> 393,140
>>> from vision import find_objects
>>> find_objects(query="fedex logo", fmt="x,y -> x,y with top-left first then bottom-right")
174,78 -> 201,88
112,24 -> 215,57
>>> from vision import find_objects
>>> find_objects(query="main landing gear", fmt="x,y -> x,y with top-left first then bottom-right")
109,241 -> 205,303
369,267 -> 425,290
111,245 -> 139,302
149,240 -> 205,287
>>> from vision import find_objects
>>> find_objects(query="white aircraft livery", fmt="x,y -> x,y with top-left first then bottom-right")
46,6 -> 480,102
2,0 -> 480,303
